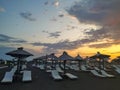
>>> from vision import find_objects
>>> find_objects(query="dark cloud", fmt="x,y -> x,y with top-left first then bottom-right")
50,18 -> 57,21
67,0 -> 120,48
0,46 -> 15,60
48,31 -> 61,38
67,0 -> 120,25
66,25 -> 77,30
110,51 -> 120,54
42,30 -> 49,33
44,1 -> 49,5
31,30 -> 120,53
89,43 -> 112,48
0,34 -> 14,42
20,12 -> 36,21
31,40 -> 72,50
58,14 -> 64,18
31,37 -> 97,52
42,31 -> 61,38
0,34 -> 27,43
0,7 -> 5,12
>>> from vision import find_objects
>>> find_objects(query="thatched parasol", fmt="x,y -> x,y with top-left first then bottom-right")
59,51 -> 73,74
47,53 -> 58,68
75,54 -> 83,68
90,52 -> 110,70
6,47 -> 33,73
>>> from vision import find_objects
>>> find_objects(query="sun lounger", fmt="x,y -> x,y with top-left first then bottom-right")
101,70 -> 114,77
10,66 -> 17,74
81,65 -> 89,71
56,66 -> 63,73
70,65 -> 79,71
90,70 -> 106,77
22,65 -> 27,70
115,69 -> 120,74
1,72 -> 14,83
112,65 -> 120,74
94,67 -> 100,71
22,70 -> 32,82
65,73 -> 78,79
32,64 -> 35,67
61,64 -> 69,70
46,70 -> 52,72
73,65 -> 80,71
51,70 -> 62,80
39,65 -> 45,70
117,65 -> 120,68
0,66 -> 8,69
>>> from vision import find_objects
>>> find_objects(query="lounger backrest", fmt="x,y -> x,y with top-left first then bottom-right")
101,70 -> 114,77
65,73 -> 78,79
1,72 -> 13,83
22,71 -> 32,82
51,70 -> 62,80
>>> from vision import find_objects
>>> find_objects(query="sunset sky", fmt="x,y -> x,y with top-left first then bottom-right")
0,0 -> 120,60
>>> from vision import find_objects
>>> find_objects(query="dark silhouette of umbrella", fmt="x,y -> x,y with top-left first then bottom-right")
47,53 -> 58,68
59,51 -> 73,74
33,56 -> 46,65
112,56 -> 120,64
6,47 -> 33,73
75,54 -> 83,69
47,53 -> 58,60
90,52 -> 110,70
6,47 -> 33,58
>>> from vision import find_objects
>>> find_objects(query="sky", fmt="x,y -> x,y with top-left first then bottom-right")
0,0 -> 120,60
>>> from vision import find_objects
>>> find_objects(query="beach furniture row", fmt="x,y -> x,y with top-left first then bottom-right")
51,70 -> 78,80
1,65 -> 32,83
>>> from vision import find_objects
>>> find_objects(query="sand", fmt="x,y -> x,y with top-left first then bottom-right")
0,64 -> 120,90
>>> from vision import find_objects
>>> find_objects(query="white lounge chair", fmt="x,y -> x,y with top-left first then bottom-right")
112,65 -> 120,74
39,65 -> 45,70
73,66 -> 80,71
94,67 -> 100,71
32,64 -> 36,67
22,65 -> 27,70
90,70 -> 106,77
115,69 -> 120,74
56,66 -> 63,73
101,70 -> 114,77
65,73 -> 78,79
10,66 -> 17,74
46,70 -> 52,72
51,70 -> 62,80
0,66 -> 8,69
61,64 -> 69,70
1,72 -> 14,83
22,70 -> 32,82
81,65 -> 89,71
70,65 -> 79,71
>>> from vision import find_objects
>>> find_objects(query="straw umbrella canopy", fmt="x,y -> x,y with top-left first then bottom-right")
112,56 -> 120,64
6,47 -> 33,73
90,52 -> 110,70
59,51 -> 73,74
47,53 -> 58,68
33,56 -> 46,64
75,54 -> 83,68
47,53 -> 58,61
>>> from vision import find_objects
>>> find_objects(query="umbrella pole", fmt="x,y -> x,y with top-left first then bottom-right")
78,61 -> 80,69
99,59 -> 101,72
16,58 -> 20,74
103,59 -> 105,70
63,60 -> 66,74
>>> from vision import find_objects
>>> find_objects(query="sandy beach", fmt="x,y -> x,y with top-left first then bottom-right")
0,63 -> 120,90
